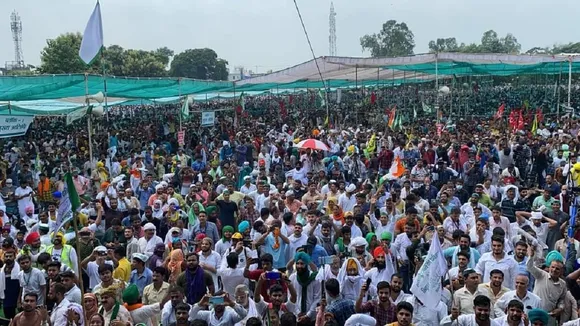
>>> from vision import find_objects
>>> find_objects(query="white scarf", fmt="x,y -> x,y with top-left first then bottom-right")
0,262 -> 20,299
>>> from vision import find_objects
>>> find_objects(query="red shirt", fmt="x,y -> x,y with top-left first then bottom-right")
247,269 -> 288,302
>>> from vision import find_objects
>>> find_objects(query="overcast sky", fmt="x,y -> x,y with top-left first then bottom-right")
1,0 -> 579,74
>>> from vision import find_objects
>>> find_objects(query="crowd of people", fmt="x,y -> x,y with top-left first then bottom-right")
0,81 -> 580,326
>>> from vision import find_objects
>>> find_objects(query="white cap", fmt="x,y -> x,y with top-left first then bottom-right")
285,190 -> 294,197
144,223 -> 156,231
530,212 -> 543,220
346,184 -> 356,193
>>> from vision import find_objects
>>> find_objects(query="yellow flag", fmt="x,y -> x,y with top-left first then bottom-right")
531,115 -> 538,134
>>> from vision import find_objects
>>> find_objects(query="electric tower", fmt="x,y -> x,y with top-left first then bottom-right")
329,2 -> 337,56
10,11 -> 24,69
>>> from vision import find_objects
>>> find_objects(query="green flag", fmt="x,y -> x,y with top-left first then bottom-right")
422,102 -> 432,114
181,95 -> 191,121
239,92 -> 245,111
318,89 -> 326,107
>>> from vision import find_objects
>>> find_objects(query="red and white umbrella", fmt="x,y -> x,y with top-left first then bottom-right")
294,139 -> 330,151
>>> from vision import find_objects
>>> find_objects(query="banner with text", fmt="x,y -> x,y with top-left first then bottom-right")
0,116 -> 34,138
201,111 -> 215,127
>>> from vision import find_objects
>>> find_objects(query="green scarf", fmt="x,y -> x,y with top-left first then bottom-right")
188,202 -> 205,227
100,301 -> 120,322
296,270 -> 318,314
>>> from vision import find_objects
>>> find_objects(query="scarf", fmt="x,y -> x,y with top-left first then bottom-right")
168,249 -> 184,281
123,303 -> 144,311
332,208 -> 345,225
185,267 -> 205,305
188,202 -> 205,227
272,227 -> 281,250
84,293 -> 98,322
296,270 -> 318,314
100,301 -> 120,323
38,178 -> 50,195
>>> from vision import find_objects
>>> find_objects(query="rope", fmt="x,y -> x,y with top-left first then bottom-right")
292,0 -> 330,111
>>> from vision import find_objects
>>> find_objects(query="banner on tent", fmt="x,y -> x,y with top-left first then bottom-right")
67,107 -> 87,125
201,111 -> 215,127
0,116 -> 34,138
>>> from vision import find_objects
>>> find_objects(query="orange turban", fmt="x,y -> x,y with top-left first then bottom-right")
373,246 -> 386,258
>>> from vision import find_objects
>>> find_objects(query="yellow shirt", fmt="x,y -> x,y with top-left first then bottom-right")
113,257 -> 131,282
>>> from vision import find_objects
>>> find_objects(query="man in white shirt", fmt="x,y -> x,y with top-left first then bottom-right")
217,252 -> 246,295
189,292 -> 248,326
61,270 -> 82,304
475,235 -> 518,290
162,285 -> 190,326
138,223 -> 164,259
240,176 -> 257,195
49,283 -> 72,326
338,184 -> 357,212
442,294 -> 501,326
17,254 -> 46,306
494,274 -> 541,317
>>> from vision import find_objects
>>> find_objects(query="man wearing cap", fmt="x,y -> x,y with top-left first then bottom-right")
99,284 -> 132,325
240,175 -> 257,195
289,251 -> 321,323
139,222 -> 164,259
283,190 -> 303,216
122,282 -> 171,326
338,184 -> 357,212
61,270 -> 82,304
130,252 -> 153,296
44,232 -> 79,275
0,178 -> 17,217
215,189 -> 239,230
82,245 -> 116,290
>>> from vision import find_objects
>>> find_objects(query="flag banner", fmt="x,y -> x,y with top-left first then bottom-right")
79,1 -> 104,65
410,235 -> 448,309
181,95 -> 192,121
66,107 -> 88,125
57,172 -> 81,228
494,103 -> 505,119
201,111 -> 215,127
0,116 -> 34,138
422,102 -> 432,114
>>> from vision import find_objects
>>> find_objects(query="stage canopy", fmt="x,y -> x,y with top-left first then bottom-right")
1,53 -> 580,114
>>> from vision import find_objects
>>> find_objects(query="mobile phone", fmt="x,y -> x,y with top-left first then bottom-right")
250,258 -> 260,264
266,271 -> 281,280
209,296 -> 224,305
427,226 -> 435,231
318,256 -> 333,265
366,278 -> 372,288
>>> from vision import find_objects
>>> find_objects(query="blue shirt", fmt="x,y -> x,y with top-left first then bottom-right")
310,245 -> 329,268
129,267 -> 153,295
263,234 -> 288,269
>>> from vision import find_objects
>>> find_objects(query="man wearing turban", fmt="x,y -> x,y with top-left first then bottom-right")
338,257 -> 375,301
289,251 -> 321,324
122,283 -> 171,326
364,246 -> 396,288
44,232 -> 79,275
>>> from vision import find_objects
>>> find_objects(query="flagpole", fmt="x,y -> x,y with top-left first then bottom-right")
179,78 -> 182,131
101,51 -> 109,122
84,73 -> 94,171
435,53 -> 440,123
566,56 -> 572,121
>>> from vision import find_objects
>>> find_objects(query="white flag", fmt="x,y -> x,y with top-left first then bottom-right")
79,1 -> 104,64
409,234 -> 448,309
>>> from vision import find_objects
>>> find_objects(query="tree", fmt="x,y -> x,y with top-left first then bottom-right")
102,45 -> 126,76
39,32 -> 100,74
122,50 -> 167,77
552,42 -> 580,54
169,48 -> 229,80
525,47 -> 550,55
428,30 -> 521,54
360,20 -> 415,57
428,37 -> 459,53
153,47 -> 174,67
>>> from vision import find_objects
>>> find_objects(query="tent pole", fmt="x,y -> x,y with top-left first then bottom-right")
355,65 -> 358,90
567,57 -> 572,121
179,78 -> 182,132
435,53 -> 440,123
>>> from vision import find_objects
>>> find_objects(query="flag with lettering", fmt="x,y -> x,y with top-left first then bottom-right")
56,172 -> 81,228
410,234 -> 448,309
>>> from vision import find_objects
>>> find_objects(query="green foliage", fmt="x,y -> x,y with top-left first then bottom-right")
39,32 -> 100,74
360,20 -> 415,57
428,38 -> 459,53
428,30 -> 521,54
39,33 -> 175,77
169,48 -> 229,80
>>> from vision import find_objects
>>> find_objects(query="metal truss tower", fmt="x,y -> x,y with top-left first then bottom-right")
10,11 -> 24,68
329,2 -> 337,56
